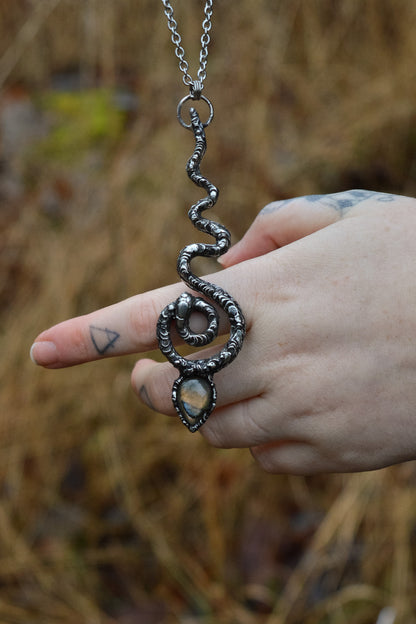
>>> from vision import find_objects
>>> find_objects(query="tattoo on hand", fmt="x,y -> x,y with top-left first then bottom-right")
139,385 -> 156,411
302,190 -> 397,216
90,325 -> 120,355
261,189 -> 398,217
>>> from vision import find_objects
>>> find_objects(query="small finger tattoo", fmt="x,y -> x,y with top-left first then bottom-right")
89,325 -> 120,355
139,385 -> 156,411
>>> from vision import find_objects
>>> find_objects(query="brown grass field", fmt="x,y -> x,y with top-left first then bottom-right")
1,1 -> 416,622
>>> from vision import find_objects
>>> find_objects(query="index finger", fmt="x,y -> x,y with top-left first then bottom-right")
29,263 -> 254,369
29,282 -> 184,368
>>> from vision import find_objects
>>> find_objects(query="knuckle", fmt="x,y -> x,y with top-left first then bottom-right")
128,297 -> 161,348
245,410 -> 270,446
201,418 -> 232,449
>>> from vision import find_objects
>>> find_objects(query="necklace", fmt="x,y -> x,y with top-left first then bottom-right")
158,1 -> 246,433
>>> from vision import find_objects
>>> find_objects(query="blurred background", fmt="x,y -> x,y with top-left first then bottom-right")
1,1 -> 416,622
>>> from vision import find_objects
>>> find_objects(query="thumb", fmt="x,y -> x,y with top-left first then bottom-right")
221,195 -> 341,267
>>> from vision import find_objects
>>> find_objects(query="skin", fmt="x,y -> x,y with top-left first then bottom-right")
30,190 -> 416,475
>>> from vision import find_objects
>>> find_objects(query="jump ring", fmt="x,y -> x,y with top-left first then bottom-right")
177,94 -> 214,129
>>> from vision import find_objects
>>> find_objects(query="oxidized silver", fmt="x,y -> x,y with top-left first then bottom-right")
157,101 -> 246,432
177,93 -> 214,129
159,1 -> 245,431
161,0 -> 213,88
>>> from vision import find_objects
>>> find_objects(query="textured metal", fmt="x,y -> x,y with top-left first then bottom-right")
157,106 -> 246,432
177,92 -> 214,129
161,0 -> 213,88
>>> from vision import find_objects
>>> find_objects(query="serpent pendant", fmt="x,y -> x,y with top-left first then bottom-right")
157,98 -> 246,432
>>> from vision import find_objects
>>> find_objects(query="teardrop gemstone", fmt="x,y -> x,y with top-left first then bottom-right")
178,377 -> 212,420
173,375 -> 216,432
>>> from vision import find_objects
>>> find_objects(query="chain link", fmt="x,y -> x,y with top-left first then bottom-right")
161,0 -> 213,91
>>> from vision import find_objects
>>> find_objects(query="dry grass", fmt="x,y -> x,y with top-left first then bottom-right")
1,1 -> 416,622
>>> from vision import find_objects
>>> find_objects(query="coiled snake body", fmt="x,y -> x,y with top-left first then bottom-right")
157,108 -> 246,432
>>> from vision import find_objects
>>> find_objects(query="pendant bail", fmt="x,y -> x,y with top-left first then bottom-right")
190,80 -> 203,100
177,93 -> 214,129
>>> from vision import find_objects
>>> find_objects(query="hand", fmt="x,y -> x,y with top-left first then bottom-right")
30,190 -> 416,475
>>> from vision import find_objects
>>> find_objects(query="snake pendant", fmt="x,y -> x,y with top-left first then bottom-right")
156,102 -> 246,432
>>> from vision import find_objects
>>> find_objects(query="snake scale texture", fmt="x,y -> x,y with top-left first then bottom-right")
157,107 -> 246,432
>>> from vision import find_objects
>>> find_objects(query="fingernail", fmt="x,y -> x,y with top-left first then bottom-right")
217,253 -> 230,266
30,341 -> 58,367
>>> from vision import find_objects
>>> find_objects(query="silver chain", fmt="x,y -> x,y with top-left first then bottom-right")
161,0 -> 213,92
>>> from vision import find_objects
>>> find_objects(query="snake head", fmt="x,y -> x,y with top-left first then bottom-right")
189,107 -> 205,136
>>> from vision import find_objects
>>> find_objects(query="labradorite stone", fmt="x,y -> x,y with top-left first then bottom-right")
178,377 -> 212,420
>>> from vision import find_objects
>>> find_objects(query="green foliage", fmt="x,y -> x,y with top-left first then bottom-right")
36,89 -> 125,162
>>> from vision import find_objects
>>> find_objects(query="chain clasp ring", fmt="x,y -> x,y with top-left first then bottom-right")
177,89 -> 214,129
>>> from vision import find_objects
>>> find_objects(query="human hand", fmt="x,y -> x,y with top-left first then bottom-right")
30,190 -> 416,475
